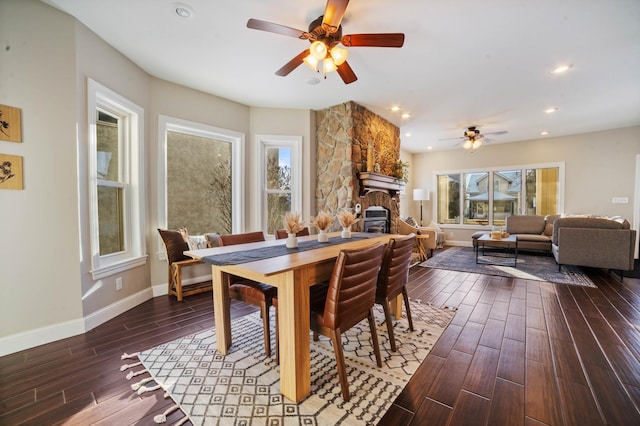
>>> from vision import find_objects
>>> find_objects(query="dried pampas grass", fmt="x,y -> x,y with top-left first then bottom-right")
337,209 -> 359,228
310,211 -> 333,231
283,211 -> 305,235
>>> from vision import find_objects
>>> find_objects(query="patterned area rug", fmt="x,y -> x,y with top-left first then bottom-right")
420,246 -> 596,287
122,301 -> 455,425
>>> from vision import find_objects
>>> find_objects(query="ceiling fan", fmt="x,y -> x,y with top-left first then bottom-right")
441,126 -> 509,151
246,0 -> 405,84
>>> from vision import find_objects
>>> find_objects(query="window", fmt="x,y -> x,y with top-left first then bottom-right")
158,116 -> 244,252
436,163 -> 563,226
88,79 -> 146,279
258,135 -> 302,235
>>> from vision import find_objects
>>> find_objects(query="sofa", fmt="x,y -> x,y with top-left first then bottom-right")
552,216 -> 636,272
472,214 -> 637,273
472,214 -> 556,253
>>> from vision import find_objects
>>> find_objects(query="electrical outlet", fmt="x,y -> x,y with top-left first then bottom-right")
612,197 -> 629,204
116,277 -> 123,291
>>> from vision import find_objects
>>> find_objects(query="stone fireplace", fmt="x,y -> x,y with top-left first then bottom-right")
315,101 -> 402,232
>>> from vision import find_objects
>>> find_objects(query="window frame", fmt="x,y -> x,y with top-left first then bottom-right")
88,79 -> 146,279
434,162 -> 565,228
157,115 -> 245,258
257,135 -> 302,236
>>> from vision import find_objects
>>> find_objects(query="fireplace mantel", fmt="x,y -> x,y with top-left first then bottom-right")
357,172 -> 405,198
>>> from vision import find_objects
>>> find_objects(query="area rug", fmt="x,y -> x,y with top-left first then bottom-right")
420,246 -> 596,287
121,301 -> 455,425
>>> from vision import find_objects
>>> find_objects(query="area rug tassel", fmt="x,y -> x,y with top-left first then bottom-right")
153,404 -> 180,423
120,361 -> 142,371
121,352 -> 139,360
131,377 -> 154,391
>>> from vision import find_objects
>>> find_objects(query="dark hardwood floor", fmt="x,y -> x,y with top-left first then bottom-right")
2,252 -> 640,425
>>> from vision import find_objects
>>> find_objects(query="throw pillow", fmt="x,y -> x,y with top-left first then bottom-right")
205,232 -> 221,248
406,216 -> 419,227
427,220 -> 442,231
178,227 -> 189,242
187,235 -> 208,251
157,229 -> 190,263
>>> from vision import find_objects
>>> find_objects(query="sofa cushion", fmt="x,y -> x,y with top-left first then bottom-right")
552,217 -> 629,245
514,234 -> 552,243
506,215 -> 545,235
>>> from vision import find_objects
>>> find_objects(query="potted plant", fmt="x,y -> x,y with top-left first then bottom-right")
391,160 -> 409,183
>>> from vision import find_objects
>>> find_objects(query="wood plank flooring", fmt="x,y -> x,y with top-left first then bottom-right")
2,252 -> 640,425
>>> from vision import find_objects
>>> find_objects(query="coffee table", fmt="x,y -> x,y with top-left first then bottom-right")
475,234 -> 519,267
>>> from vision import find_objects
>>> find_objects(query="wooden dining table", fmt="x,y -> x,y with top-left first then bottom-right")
185,231 -> 401,402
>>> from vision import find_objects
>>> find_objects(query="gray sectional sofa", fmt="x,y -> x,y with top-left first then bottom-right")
472,214 -> 637,273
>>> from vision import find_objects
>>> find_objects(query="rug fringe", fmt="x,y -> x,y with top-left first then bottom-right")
120,361 -> 142,371
131,376 -> 154,391
126,369 -> 146,380
121,352 -> 139,360
153,404 -> 180,423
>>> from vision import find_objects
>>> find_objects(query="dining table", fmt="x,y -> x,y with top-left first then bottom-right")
185,231 -> 401,403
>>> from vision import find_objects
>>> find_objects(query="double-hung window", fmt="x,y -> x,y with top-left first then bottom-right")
258,135 -> 302,235
88,79 -> 146,279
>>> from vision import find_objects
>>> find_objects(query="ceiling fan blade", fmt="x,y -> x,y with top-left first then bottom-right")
438,136 -> 465,141
341,33 -> 405,47
482,130 -> 509,136
336,61 -> 357,84
275,50 -> 309,76
322,0 -> 350,34
247,18 -> 312,40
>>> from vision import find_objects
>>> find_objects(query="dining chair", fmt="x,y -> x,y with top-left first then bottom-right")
219,231 -> 277,357
274,227 -> 310,239
157,228 -> 212,301
308,242 -> 386,401
376,234 -> 416,352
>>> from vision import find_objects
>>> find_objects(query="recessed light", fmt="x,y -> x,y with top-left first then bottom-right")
427,146 -> 433,150
307,77 -> 321,85
405,133 -> 412,137
391,106 -> 400,112
551,64 -> 572,74
401,113 -> 410,119
544,107 -> 558,114
173,3 -> 194,18
541,131 -> 550,136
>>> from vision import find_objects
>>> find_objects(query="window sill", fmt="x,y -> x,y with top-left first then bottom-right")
91,255 -> 148,280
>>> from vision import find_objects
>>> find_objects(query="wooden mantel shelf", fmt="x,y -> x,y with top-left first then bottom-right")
357,172 -> 405,198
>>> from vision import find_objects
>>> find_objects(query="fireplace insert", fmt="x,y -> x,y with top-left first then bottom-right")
363,205 -> 390,233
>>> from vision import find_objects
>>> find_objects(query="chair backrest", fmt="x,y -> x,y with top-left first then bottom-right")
219,231 -> 265,246
324,242 -> 385,331
274,227 -> 310,240
157,228 -> 190,264
377,234 -> 416,300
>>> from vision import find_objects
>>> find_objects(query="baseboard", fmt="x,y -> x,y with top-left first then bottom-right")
0,287 -> 154,358
83,287 -> 154,332
152,273 -> 213,297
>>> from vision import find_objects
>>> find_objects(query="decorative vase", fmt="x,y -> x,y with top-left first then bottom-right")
318,229 -> 329,243
341,226 -> 352,239
286,234 -> 298,248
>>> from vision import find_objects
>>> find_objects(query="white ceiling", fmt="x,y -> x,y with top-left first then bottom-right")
44,0 -> 640,153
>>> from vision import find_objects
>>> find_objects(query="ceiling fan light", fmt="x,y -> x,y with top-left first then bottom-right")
303,55 -> 319,71
330,46 -> 348,65
462,140 -> 472,150
473,140 -> 482,149
323,57 -> 337,73
310,41 -> 327,60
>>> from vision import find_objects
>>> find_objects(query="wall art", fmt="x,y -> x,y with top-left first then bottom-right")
0,153 -> 23,190
0,104 -> 22,143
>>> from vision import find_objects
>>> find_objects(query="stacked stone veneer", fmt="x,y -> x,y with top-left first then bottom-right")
315,101 -> 401,232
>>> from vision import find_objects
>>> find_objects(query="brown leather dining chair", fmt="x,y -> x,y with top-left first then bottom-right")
376,234 -> 416,352
219,231 -> 277,357
308,242 -> 386,401
157,228 -> 212,301
274,227 -> 310,239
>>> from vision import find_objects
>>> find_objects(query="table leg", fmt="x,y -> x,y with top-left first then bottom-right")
277,269 -> 311,402
211,266 -> 231,354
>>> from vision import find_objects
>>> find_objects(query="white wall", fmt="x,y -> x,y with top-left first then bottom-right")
249,107 -> 316,228
0,0 -> 85,351
410,126 -> 640,244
